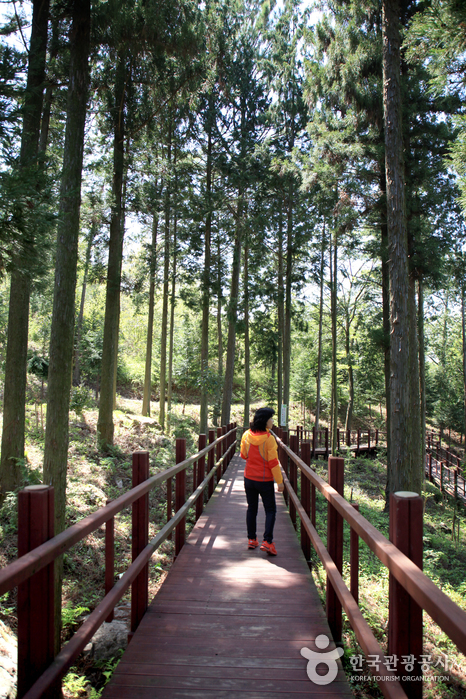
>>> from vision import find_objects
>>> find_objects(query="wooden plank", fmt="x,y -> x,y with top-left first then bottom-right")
103,456 -> 351,698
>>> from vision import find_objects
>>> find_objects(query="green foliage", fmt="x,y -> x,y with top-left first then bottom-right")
62,603 -> 90,630
70,386 -> 93,417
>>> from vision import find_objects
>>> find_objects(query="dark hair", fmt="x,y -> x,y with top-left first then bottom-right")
250,407 -> 274,433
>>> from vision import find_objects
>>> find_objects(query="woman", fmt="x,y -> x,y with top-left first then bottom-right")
240,407 -> 284,556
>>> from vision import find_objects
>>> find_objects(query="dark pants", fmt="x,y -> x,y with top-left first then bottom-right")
244,477 -> 277,543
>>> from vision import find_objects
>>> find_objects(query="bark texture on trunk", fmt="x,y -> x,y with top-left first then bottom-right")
167,204 -> 177,433
418,278 -> 426,487
142,215 -> 158,416
159,129 -> 172,432
462,278 -> 466,444
1,0 -> 50,496
43,0 -> 90,653
315,222 -> 325,433
200,125 -> 212,435
282,184 -> 293,429
243,242 -> 250,429
74,225 -> 96,386
380,172 -> 392,497
331,230 -> 338,454
214,233 -> 223,427
382,0 -> 411,493
277,199 -> 284,419
408,273 -> 422,493
221,199 -> 242,426
97,51 -> 126,449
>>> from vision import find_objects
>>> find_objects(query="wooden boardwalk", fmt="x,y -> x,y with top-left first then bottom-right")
102,455 -> 352,698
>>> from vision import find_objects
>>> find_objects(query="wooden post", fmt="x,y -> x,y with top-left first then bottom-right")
175,439 -> 186,557
368,429 -> 371,450
440,461 -> 444,492
216,427 -> 222,483
197,434 -> 206,520
301,442 -> 311,563
208,430 -> 216,498
312,425 -> 316,458
131,451 -> 149,635
282,430 -> 289,506
454,468 -> 458,500
429,452 -> 432,482
17,485 -> 55,699
166,476 -> 172,539
105,501 -> 114,623
327,456 -> 344,643
337,428 -> 340,452
346,429 -> 351,447
350,503 -> 359,605
289,435 -> 298,528
389,492 -> 423,699
222,425 -> 227,474
325,427 -> 329,458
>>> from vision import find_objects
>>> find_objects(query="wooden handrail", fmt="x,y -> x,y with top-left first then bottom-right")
274,434 -> 466,657
0,427 -> 236,596
282,467 -> 407,699
22,441 -> 237,699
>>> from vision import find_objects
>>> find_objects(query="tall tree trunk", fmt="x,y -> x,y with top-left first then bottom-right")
0,0 -> 50,497
345,319 -> 354,433
380,171 -> 392,499
167,193 -> 177,433
214,233 -> 223,426
382,0 -> 411,494
282,182 -> 293,429
462,276 -> 466,445
200,122 -> 212,434
38,7 -> 59,155
159,125 -> 172,432
418,278 -> 426,487
331,228 -> 338,454
142,214 -> 158,416
243,242 -> 250,428
315,221 -> 325,433
221,194 -> 243,426
74,224 -> 97,386
42,0 -> 90,653
277,198 -> 284,420
408,273 -> 422,493
97,50 -> 126,449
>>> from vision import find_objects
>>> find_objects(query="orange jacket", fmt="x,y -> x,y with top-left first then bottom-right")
240,429 -> 283,483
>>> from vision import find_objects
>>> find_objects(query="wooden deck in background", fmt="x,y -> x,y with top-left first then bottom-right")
102,455 -> 352,698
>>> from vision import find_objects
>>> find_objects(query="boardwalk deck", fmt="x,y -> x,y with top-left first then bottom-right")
102,455 -> 352,698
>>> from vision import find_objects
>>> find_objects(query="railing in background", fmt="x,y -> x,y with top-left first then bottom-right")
286,426 -> 387,458
426,436 -> 465,501
287,425 -> 466,504
273,431 -> 466,699
0,423 -> 237,699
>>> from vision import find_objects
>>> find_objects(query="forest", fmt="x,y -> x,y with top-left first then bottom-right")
0,0 -> 465,529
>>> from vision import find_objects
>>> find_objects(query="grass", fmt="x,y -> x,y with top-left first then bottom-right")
1,397 -> 466,697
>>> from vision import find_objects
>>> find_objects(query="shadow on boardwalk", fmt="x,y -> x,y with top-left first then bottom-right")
102,455 -> 352,698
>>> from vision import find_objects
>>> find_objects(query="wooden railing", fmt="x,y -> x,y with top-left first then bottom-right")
274,428 -> 466,699
426,435 -> 465,500
290,426 -> 387,457
0,423 -> 237,699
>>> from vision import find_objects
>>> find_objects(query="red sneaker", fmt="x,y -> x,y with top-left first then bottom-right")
248,538 -> 259,549
260,540 -> 277,556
